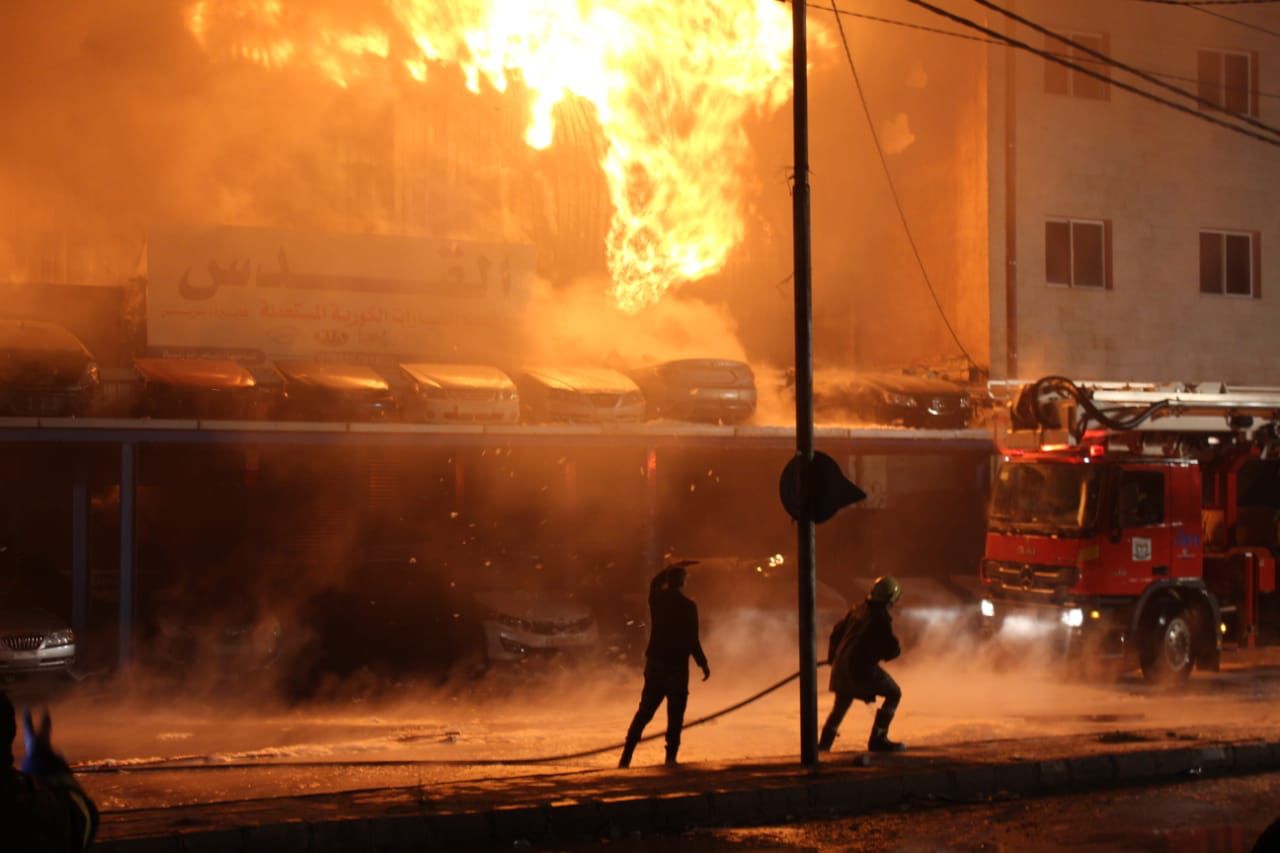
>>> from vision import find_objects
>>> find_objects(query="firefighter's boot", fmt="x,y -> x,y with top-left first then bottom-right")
867,708 -> 904,752
817,725 -> 838,753
618,739 -> 637,769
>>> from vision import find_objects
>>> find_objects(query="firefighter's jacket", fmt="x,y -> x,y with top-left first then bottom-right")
643,572 -> 708,691
0,765 -> 98,853
827,601 -> 900,698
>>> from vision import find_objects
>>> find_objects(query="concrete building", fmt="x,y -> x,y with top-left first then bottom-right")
987,0 -> 1279,384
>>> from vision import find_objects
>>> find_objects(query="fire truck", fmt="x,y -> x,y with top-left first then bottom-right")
979,376 -> 1280,682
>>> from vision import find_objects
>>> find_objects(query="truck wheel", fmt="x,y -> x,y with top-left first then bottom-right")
1140,608 -> 1194,685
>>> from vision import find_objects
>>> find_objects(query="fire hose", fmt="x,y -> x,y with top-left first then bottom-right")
73,663 -> 829,775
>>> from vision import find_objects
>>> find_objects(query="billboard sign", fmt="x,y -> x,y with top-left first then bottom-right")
147,225 -> 534,363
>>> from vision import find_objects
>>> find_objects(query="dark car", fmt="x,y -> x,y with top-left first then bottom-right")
273,361 -> 399,422
0,318 -> 99,417
286,559 -> 464,697
810,370 -> 973,428
133,357 -> 271,420
513,367 -> 644,424
627,358 -> 756,423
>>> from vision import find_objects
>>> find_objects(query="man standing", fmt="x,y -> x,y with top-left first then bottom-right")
819,576 -> 905,753
619,561 -> 710,768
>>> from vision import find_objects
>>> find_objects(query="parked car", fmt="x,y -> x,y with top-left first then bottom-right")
133,357 -> 268,420
285,559 -> 463,697
808,369 -> 973,428
627,358 -> 756,423
0,608 -> 76,679
513,367 -> 644,423
473,585 -> 599,663
399,363 -> 519,424
273,361 -> 399,421
0,318 -> 99,417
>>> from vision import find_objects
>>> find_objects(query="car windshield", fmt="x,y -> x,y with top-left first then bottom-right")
989,461 -> 1101,534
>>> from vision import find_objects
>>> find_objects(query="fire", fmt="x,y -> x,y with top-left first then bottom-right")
184,1 -> 793,312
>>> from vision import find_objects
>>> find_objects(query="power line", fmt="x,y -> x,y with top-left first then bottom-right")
825,0 -> 978,369
805,3 -> 996,44
901,0 -> 1280,148
807,3 -> 1280,100
1190,5 -> 1280,38
970,0 -> 1280,139
1130,0 -> 1280,6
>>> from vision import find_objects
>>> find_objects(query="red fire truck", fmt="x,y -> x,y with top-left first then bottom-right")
979,377 -> 1280,682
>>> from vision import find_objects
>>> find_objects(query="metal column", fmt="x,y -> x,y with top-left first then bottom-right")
791,0 -> 820,767
645,448 -> 660,570
118,442 -> 137,667
71,456 -> 90,637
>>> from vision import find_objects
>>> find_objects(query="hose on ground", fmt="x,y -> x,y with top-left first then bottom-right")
74,663 -> 829,774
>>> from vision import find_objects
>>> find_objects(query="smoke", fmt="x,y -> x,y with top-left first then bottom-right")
507,276 -> 746,369
0,0 -> 992,379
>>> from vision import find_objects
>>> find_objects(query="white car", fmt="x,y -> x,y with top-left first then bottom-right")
474,588 -> 599,662
0,609 -> 76,677
399,363 -> 519,424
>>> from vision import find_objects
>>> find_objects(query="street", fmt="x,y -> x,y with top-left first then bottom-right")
33,645 -> 1280,814
586,772 -> 1280,852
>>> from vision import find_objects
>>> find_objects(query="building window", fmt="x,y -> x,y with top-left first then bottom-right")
1197,49 -> 1258,117
1044,32 -> 1111,100
1046,218 -> 1110,288
1200,230 -> 1259,297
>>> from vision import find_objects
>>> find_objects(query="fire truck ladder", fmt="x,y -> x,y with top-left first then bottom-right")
991,376 -> 1280,442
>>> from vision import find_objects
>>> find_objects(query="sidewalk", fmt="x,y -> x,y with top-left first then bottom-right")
94,724 -> 1280,852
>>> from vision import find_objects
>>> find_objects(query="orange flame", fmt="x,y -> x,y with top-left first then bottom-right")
185,1 -> 792,312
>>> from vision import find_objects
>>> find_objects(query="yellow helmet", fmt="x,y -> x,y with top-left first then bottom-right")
867,576 -> 902,605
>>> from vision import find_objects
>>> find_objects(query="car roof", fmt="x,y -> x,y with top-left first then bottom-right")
134,358 -> 256,389
273,361 -> 390,392
0,318 -> 92,356
518,367 -> 640,393
649,358 -> 752,371
826,370 -> 966,395
400,363 -> 515,390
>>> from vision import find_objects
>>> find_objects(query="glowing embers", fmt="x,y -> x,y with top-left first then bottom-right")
183,0 -> 794,312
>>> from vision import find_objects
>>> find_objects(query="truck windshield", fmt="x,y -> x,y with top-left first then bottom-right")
990,461 -> 1101,535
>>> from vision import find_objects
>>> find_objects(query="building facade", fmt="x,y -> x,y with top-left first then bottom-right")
988,0 -> 1279,384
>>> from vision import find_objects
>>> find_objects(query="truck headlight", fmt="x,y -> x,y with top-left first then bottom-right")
980,599 -> 995,618
1061,608 -> 1084,628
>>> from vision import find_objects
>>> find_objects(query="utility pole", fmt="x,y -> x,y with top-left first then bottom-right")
790,0 -> 819,768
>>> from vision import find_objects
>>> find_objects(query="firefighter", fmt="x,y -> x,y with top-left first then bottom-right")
819,576 -> 905,753
0,692 -> 98,852
618,561 -> 710,768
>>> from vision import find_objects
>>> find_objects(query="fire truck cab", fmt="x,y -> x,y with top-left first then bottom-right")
980,377 -> 1280,682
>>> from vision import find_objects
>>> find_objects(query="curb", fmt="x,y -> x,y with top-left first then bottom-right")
94,740 -> 1280,852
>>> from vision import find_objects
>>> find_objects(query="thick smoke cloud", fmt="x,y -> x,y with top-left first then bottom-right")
1,0 -> 989,376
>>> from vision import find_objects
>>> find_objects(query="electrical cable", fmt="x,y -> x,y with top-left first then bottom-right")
969,0 -> 1280,139
1189,4 -> 1280,39
825,0 -> 979,370
1129,0 -> 1280,6
73,665 -> 822,774
902,0 -> 1280,148
808,3 -> 1280,100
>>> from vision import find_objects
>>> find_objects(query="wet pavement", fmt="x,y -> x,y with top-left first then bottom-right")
621,771 -> 1280,852
44,649 -> 1280,813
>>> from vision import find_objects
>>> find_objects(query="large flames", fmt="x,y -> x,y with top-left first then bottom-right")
185,0 -> 793,312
